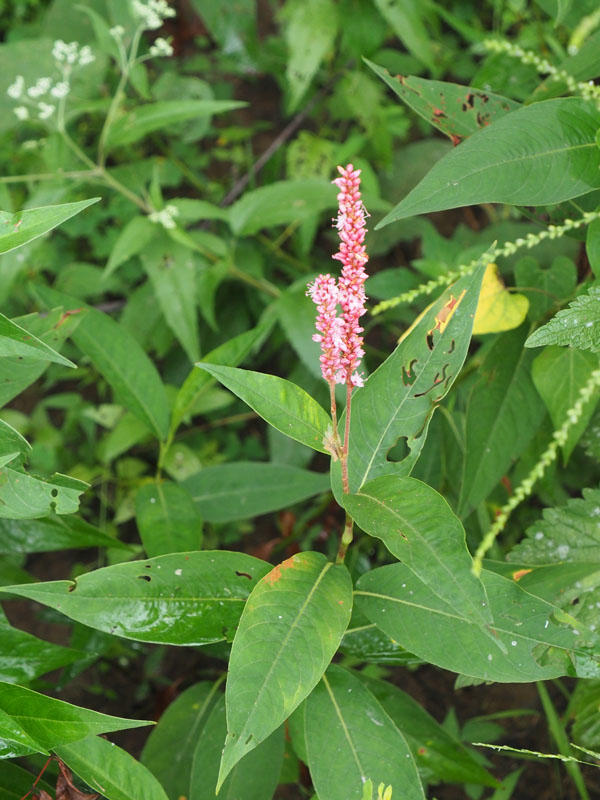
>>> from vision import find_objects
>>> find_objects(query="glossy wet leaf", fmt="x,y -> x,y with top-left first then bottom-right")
0,312 -> 75,366
525,286 -> 600,352
458,327 -> 545,518
0,469 -> 87,519
532,346 -> 599,460
366,60 -> 519,141
141,681 -> 222,800
362,675 -> 497,787
0,198 -> 99,255
183,463 -> 329,523
0,706 -> 46,758
378,98 -> 600,225
336,262 -> 486,495
472,264 -> 529,335
355,564 -> 581,681
0,514 -> 130,554
105,100 -> 245,149
196,364 -> 331,453
135,481 -> 203,557
2,551 -> 270,646
217,551 -> 352,788
33,286 -> 170,441
341,475 -> 492,626
57,735 -> 169,800
191,694 -> 284,800
305,666 -> 425,800
0,682 -> 150,754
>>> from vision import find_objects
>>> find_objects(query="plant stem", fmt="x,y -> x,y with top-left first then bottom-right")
336,511 -> 354,564
336,382 -> 354,563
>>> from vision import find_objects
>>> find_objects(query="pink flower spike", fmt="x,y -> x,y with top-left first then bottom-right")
306,274 -> 343,384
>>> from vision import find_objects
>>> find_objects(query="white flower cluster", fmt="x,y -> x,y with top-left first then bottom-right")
149,204 -> 179,229
132,0 -> 176,30
52,40 -> 95,67
149,37 -> 174,57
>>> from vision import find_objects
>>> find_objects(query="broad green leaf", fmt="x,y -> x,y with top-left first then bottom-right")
33,286 -> 170,441
0,198 -> 99,255
105,100 -> 246,149
0,608 -> 81,684
2,551 -> 270,646
191,695 -> 284,800
355,565 -> 582,681
217,551 -> 352,788
458,327 -> 545,518
525,286 -> 600,352
0,514 -> 130,553
0,469 -> 86,519
281,0 -> 338,111
472,264 -> 529,335
0,307 -> 85,408
0,762 -> 53,800
371,0 -> 433,70
196,364 -> 331,453
366,60 -> 519,141
341,476 -> 492,626
170,321 -> 272,436
514,255 -> 577,322
378,98 -> 600,225
141,237 -> 200,363
135,481 -> 203,557
183,463 -> 330,523
0,312 -> 75,367
0,682 -> 149,753
228,179 -> 337,235
305,666 -> 425,800
104,216 -> 157,278
340,616 -> 418,665
141,682 -> 221,800
362,676 -> 497,787
0,706 -> 46,758
532,346 -> 599,460
338,262 -> 486,494
57,735 -> 169,800
0,420 -> 29,461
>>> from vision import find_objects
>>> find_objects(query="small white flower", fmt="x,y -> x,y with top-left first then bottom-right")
7,75 -> 24,100
149,204 -> 179,230
37,102 -> 55,120
133,0 -> 176,30
14,106 -> 29,120
109,25 -> 125,39
51,81 -> 70,98
149,37 -> 173,57
27,77 -> 52,98
21,139 -> 42,150
78,45 -> 95,66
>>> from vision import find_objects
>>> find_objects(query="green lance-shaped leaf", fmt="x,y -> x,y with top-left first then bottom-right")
0,198 -> 99,255
0,706 -> 47,758
57,735 -> 169,800
0,682 -> 150,755
196,364 -> 332,453
305,665 -> 425,800
378,98 -> 600,225
336,260 -> 486,496
136,481 -> 203,558
525,286 -> 600,352
32,285 -> 170,441
0,514 -> 131,554
141,681 -> 222,800
217,551 -> 352,789
0,312 -> 75,367
355,564 -> 584,682
2,551 -> 270,646
341,476 -> 492,627
366,60 -> 520,141
0,470 -> 87,519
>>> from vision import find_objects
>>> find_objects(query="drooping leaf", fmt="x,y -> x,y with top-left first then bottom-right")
355,564 -> 582,681
378,98 -> 600,225
141,682 -> 222,800
0,199 -> 99,255
532,346 -> 599,460
217,551 -> 352,788
472,264 -> 529,335
57,735 -> 169,800
305,666 -> 425,800
191,694 -> 284,800
366,60 -> 519,141
458,326 -> 545,518
183,463 -> 329,523
2,551 -> 270,646
196,364 -> 331,453
105,100 -> 246,149
341,476 -> 491,626
0,469 -> 87,519
525,286 -> 600,352
337,261 -> 486,495
0,514 -> 130,554
0,312 -> 75,367
135,481 -> 203,557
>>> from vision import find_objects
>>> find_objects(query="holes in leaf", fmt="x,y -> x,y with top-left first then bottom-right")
245,735 -> 253,745
402,358 -> 418,386
235,570 -> 252,580
414,364 -> 449,398
447,339 -> 455,354
386,436 -> 409,463
426,332 -> 435,351
68,582 -> 77,592
137,574 -> 152,582
50,488 -> 58,497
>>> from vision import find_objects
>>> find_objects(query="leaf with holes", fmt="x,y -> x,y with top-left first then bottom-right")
217,551 -> 352,789
0,469 -> 87,519
334,260 -> 486,496
1,551 -> 270,646
341,476 -> 491,627
305,665 -> 425,800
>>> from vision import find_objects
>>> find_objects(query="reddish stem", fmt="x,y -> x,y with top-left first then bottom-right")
20,754 -> 54,800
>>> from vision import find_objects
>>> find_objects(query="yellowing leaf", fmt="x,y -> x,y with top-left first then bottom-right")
472,263 -> 529,335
